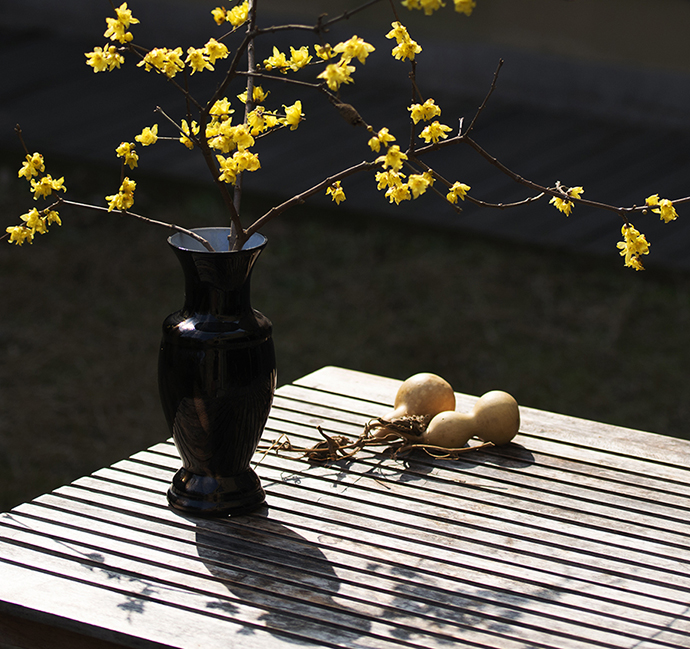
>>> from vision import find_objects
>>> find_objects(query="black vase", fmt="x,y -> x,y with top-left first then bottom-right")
158,228 -> 276,516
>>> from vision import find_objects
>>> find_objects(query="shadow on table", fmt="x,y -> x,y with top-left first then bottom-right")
194,507 -> 372,646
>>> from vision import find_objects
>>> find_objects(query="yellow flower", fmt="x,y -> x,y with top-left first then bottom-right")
179,120 -> 200,149
386,22 -> 422,61
281,101 -> 304,130
135,124 -> 158,146
226,1 -> 249,27
232,149 -> 261,173
333,36 -> 376,64
216,150 -> 260,185
289,46 -> 313,71
616,224 -> 649,270
367,127 -> 396,153
137,47 -> 185,77
85,45 -> 124,73
30,175 -> 66,200
326,181 -> 346,205
238,85 -> 270,105
20,207 -> 44,232
454,0 -> 476,16
315,44 -> 334,61
402,0 -> 446,15
376,145 -> 408,171
385,183 -> 412,204
419,121 -> 452,143
646,194 -> 678,223
407,172 -> 433,199
230,124 -> 255,150
408,98 -> 442,124
44,210 -> 61,226
446,181 -> 470,203
103,3 -> 138,44
114,2 -> 139,28
115,142 -> 138,169
549,186 -> 584,216
186,47 -> 214,74
263,46 -> 289,72
317,60 -> 356,91
18,153 -> 45,180
204,39 -> 228,65
216,155 -> 238,184
375,170 -> 405,190
210,97 -> 234,116
5,225 -> 34,246
247,108 -> 269,135
211,7 -> 226,25
106,177 -> 136,212
7,206 -> 61,244
656,199 -> 678,223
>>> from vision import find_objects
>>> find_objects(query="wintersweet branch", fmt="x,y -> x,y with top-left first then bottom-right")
245,160 -> 381,236
56,199 -> 216,251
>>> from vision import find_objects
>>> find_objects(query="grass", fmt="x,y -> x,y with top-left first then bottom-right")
2,154 -> 690,512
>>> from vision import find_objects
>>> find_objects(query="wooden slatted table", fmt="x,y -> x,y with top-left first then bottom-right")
1,366 -> 689,649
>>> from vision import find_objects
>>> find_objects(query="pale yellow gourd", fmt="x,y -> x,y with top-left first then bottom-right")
419,389 -> 520,448
420,411 -> 474,448
385,373 -> 456,420
472,390 -> 520,445
374,372 -> 456,440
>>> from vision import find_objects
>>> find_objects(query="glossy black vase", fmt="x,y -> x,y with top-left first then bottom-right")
159,228 -> 276,517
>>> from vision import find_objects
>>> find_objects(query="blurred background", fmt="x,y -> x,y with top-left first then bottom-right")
2,0 -> 690,511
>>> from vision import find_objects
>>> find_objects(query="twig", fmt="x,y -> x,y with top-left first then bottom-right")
463,59 -> 504,137
56,198 -> 216,251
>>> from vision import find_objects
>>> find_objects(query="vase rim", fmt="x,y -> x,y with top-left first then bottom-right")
169,228 -> 267,253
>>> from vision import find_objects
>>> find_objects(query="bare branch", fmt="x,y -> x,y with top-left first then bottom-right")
56,198 -> 216,251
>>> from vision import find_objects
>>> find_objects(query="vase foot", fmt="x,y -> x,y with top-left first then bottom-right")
167,467 -> 266,517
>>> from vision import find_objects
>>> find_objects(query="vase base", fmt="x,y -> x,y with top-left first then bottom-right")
167,467 -> 266,517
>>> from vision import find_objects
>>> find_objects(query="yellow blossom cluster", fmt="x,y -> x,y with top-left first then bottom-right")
85,45 -> 124,73
316,35 -> 375,91
326,181 -> 346,205
6,153 -> 64,245
116,142 -> 139,169
386,22 -> 422,62
645,194 -> 678,223
211,1 -> 250,28
104,2 -> 139,44
402,0 -> 476,15
263,46 -> 314,74
446,181 -> 471,204
333,96 -> 467,208
616,224 -> 650,271
106,178 -> 137,212
549,186 -> 584,216
409,98 -> 442,124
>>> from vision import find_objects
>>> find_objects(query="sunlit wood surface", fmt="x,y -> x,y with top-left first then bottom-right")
0,366 -> 689,648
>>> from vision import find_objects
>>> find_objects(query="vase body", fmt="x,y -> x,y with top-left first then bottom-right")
158,229 -> 276,516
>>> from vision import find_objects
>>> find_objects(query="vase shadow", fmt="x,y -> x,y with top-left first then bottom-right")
193,506 -> 371,646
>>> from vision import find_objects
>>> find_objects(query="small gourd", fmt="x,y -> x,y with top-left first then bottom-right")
385,372 -> 456,420
419,389 -> 520,448
472,390 -> 520,445
420,411 -> 474,448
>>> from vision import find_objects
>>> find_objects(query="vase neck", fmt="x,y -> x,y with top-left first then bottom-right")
172,242 -> 264,317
